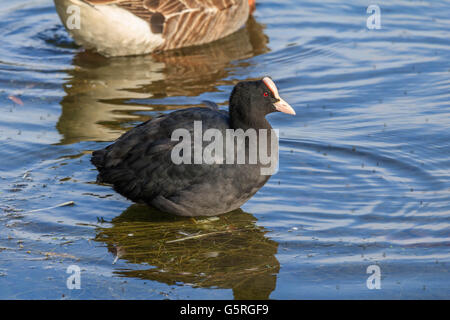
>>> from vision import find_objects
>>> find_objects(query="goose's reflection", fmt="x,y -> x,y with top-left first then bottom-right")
57,17 -> 269,145
95,204 -> 279,300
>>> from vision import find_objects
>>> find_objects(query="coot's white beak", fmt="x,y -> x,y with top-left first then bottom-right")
262,77 -> 296,115
274,97 -> 296,115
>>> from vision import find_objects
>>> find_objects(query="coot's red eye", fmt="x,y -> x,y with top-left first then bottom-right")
263,92 -> 269,97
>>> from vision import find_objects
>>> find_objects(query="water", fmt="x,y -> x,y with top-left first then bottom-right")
0,0 -> 449,299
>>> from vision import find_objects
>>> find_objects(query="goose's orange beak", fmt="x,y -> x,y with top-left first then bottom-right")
249,0 -> 256,14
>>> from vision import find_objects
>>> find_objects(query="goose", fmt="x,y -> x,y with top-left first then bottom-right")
54,0 -> 256,57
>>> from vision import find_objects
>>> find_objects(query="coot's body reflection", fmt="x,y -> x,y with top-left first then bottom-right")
95,205 -> 280,300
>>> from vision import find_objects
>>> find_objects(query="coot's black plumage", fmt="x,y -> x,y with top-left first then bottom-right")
91,77 -> 295,216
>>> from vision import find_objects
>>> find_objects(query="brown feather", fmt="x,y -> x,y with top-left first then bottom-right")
81,0 -> 249,51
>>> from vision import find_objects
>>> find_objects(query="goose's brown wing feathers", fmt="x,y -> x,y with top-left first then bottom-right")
82,0 -> 249,50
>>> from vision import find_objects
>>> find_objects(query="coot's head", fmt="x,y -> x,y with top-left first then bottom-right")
229,77 -> 295,128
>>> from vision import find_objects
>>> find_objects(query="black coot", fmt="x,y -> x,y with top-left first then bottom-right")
91,77 -> 295,216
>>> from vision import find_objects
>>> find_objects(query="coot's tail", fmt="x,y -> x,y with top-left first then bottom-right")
91,148 -> 142,201
91,149 -> 109,183
91,149 -> 107,170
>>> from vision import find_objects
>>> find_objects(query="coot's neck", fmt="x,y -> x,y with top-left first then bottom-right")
229,105 -> 272,131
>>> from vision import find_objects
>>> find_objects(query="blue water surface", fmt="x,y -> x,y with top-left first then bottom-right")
0,0 -> 449,299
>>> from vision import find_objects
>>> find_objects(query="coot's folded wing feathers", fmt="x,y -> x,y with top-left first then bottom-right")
139,107 -> 231,198
91,107 -> 230,203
